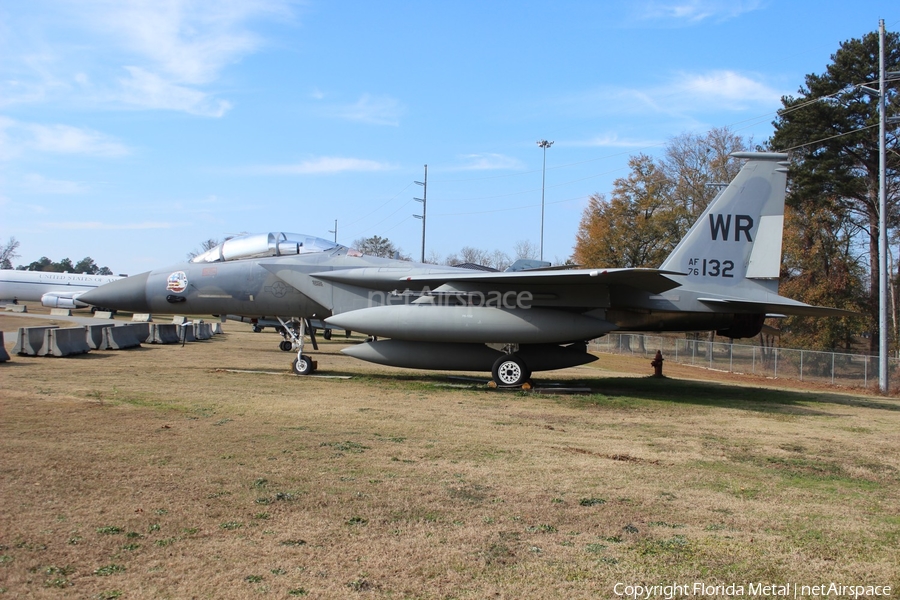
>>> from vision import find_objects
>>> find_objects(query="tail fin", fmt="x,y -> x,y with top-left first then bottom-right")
659,152 -> 789,294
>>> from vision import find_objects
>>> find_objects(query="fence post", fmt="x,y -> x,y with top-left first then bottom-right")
832,352 -> 835,385
730,342 -> 734,373
800,350 -> 804,382
775,348 -> 779,378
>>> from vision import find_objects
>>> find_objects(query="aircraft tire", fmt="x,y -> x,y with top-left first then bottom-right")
279,340 -> 293,352
491,354 -> 530,387
292,354 -> 314,376
323,329 -> 333,340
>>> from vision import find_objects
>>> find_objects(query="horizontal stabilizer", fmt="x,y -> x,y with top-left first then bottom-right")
698,297 -> 856,318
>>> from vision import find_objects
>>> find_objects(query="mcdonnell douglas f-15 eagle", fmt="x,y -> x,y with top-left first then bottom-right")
80,152 -> 848,386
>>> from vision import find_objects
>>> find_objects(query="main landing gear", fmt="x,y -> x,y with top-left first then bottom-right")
276,317 -> 318,376
490,350 -> 532,388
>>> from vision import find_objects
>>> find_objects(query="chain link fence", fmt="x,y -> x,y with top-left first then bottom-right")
589,334 -> 900,390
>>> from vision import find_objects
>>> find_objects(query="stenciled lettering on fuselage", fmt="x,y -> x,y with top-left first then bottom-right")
686,257 -> 734,278
708,213 -> 754,242
681,213 -> 756,279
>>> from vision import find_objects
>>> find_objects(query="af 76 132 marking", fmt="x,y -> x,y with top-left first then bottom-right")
687,258 -> 735,278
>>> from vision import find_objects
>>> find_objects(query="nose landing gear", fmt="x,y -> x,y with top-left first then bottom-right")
277,317 -> 317,375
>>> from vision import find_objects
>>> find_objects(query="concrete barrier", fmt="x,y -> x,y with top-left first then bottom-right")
172,315 -> 188,325
211,322 -> 224,334
85,324 -> 112,349
0,331 -> 10,362
132,313 -> 153,322
39,327 -> 90,357
178,323 -> 196,343
93,311 -> 114,319
102,325 -> 141,350
50,308 -> 72,316
129,322 -> 152,343
5,304 -> 27,313
13,326 -> 58,355
194,322 -> 213,340
151,323 -> 180,344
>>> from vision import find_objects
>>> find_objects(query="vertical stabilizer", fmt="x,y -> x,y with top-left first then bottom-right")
659,152 -> 789,293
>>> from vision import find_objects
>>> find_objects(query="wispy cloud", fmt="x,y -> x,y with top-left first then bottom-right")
322,93 -> 406,126
1,0 -> 296,116
568,133 -> 662,148
45,220 -> 176,230
672,69 -> 781,105
632,0 -> 765,24
558,69 -> 780,119
117,66 -> 231,117
249,156 -> 396,175
0,117 -> 130,159
89,0 -> 286,85
21,173 -> 89,195
451,153 -> 525,171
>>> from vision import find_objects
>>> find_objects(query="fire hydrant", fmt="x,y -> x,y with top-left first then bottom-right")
650,350 -> 665,377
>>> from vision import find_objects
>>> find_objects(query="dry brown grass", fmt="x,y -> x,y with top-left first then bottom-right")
1,309 -> 899,599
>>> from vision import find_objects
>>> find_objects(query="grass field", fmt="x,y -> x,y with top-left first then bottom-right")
1,310 -> 899,599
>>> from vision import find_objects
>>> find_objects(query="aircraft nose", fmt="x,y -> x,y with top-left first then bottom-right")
80,271 -> 151,312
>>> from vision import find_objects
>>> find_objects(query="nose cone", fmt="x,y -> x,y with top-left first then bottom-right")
80,271 -> 151,312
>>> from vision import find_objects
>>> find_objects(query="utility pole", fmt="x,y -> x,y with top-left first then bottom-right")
861,20 -> 900,392
413,165 -> 427,263
537,140 -> 553,262
329,219 -> 338,243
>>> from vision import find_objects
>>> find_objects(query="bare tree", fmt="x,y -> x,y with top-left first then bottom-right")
458,246 -> 490,266
0,237 -> 20,269
513,239 -> 539,260
187,238 -> 221,260
491,249 -> 512,271
352,235 -> 411,260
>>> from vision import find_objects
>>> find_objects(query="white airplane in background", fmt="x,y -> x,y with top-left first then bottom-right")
0,270 -> 124,309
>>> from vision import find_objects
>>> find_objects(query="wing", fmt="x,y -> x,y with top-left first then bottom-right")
311,267 -> 683,295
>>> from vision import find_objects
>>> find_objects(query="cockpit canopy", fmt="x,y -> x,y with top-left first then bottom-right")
190,232 -> 340,263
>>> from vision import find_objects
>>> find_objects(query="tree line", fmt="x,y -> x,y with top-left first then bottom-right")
0,237 -> 113,274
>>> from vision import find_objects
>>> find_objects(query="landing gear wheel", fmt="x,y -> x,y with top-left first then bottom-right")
323,329 -> 333,340
491,354 -> 531,387
292,354 -> 315,375
279,340 -> 293,352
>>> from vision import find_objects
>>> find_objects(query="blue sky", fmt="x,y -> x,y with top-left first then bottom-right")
1,1 -> 897,274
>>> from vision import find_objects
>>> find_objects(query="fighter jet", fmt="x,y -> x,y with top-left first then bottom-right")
80,152 -> 847,386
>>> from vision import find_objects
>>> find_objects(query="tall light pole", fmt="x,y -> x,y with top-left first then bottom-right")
537,140 -> 553,262
413,165 -> 427,263
328,219 -> 338,243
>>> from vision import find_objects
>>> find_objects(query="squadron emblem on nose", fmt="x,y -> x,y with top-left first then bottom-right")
167,271 -> 188,293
